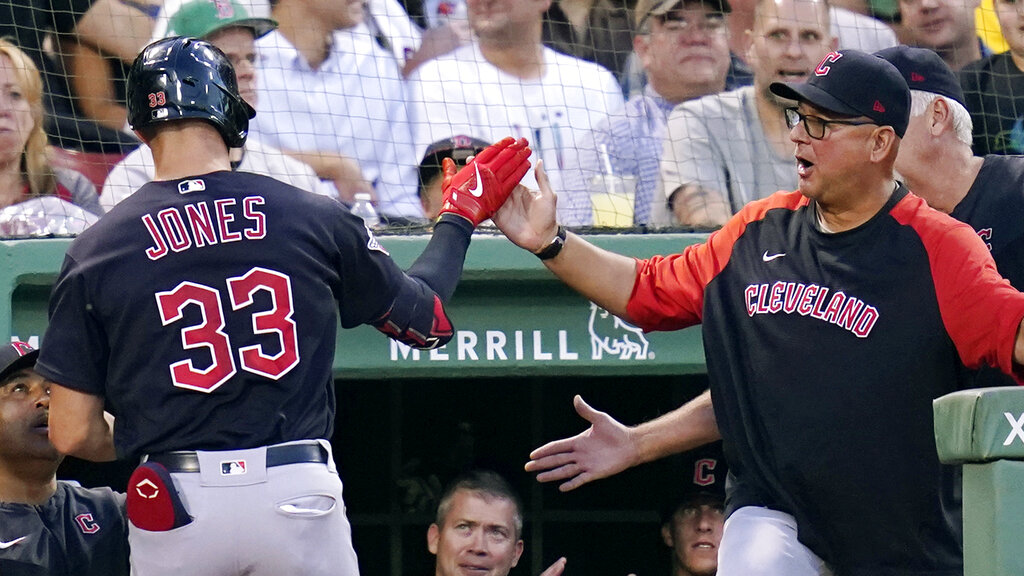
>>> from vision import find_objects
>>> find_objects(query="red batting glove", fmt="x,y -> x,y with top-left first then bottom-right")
438,137 -> 532,226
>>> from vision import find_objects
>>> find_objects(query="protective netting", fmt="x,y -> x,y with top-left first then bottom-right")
0,0 -> 1012,239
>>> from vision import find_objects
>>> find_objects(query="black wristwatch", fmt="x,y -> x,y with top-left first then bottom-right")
534,226 -> 566,261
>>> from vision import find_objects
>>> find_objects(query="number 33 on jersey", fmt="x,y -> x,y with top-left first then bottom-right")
156,266 -> 298,393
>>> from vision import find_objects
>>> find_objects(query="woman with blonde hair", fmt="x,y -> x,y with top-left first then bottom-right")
0,38 -> 101,235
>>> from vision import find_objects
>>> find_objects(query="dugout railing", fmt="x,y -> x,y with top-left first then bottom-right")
0,233 -> 709,378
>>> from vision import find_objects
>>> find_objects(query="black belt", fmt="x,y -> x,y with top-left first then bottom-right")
146,443 -> 328,473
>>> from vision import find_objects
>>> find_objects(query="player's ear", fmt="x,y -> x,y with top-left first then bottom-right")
929,97 -> 951,136
441,157 -> 458,191
427,523 -> 441,555
661,522 -> 674,547
510,539 -> 524,567
869,126 -> 898,164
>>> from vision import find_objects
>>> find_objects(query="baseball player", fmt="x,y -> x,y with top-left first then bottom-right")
0,343 -> 129,576
36,37 -> 530,576
495,50 -> 1024,575
879,44 -> 1024,389
661,444 -> 727,576
418,135 -> 490,219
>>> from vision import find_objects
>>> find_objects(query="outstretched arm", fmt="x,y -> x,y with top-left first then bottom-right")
538,557 -> 567,576
525,391 -> 720,491
373,138 -> 531,349
492,161 -> 638,320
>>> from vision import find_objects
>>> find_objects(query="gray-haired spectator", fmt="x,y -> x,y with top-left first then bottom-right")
566,0 -> 736,227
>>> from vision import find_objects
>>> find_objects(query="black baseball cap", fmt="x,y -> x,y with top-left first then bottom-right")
418,135 -> 491,190
770,49 -> 910,138
635,0 -> 732,28
874,45 -> 965,108
661,442 -> 728,523
0,342 -> 39,383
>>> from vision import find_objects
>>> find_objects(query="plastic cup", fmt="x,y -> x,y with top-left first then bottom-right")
589,174 -> 636,227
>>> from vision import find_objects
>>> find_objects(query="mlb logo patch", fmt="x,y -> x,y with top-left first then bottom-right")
178,179 -> 206,194
221,460 -> 247,475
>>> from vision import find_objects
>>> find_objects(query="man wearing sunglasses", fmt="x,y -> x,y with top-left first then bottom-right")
496,49 -> 1024,576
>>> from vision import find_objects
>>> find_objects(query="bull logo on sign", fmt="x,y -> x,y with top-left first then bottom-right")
588,303 -> 649,360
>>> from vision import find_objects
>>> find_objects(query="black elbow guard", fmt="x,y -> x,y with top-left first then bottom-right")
373,279 -> 453,349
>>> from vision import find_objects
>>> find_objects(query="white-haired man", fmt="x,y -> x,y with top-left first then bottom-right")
880,44 -> 1024,389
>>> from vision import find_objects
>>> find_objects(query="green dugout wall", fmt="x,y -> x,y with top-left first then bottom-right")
935,387 -> 1024,576
0,233 -> 708,377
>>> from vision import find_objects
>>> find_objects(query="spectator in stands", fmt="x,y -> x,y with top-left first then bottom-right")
959,0 -> 1024,155
408,0 -> 625,226
659,0 -> 834,227
152,0 -> 468,78
101,0 -> 338,211
60,0 -> 162,138
249,0 -> 425,221
0,342 -> 129,576
568,0 -> 734,227
542,0 -> 636,87
417,135 -> 490,219
64,42 -> 134,135
726,0 -> 898,62
409,0 -> 470,28
429,469 -> 568,576
898,0 -> 989,70
0,0 -> 146,154
661,443 -> 728,576
0,39 -> 102,238
363,0 -> 474,77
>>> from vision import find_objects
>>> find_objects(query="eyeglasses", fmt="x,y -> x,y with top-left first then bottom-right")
658,14 -> 728,35
639,12 -> 728,35
784,107 -> 877,140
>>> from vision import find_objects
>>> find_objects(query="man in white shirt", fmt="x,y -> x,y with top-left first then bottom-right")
250,0 -> 424,221
103,0 -> 337,211
407,0 -> 625,226
660,0 -> 835,226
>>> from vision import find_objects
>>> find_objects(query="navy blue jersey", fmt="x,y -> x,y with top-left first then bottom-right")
951,155 -> 1024,388
36,171 -> 410,460
0,482 -> 129,576
626,185 -> 1024,576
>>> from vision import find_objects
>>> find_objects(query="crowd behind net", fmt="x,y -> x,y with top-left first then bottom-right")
0,0 -> 1016,239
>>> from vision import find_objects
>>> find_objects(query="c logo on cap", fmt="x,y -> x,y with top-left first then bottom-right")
693,458 -> 718,487
815,52 -> 843,76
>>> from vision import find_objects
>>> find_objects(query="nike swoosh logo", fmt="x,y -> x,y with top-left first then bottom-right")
0,536 -> 27,549
468,163 -> 484,197
762,251 -> 786,262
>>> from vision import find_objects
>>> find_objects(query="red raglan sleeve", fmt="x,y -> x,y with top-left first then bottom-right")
898,196 -> 1024,384
626,191 -> 805,332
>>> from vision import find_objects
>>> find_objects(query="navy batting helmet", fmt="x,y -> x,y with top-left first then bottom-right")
126,36 -> 255,148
